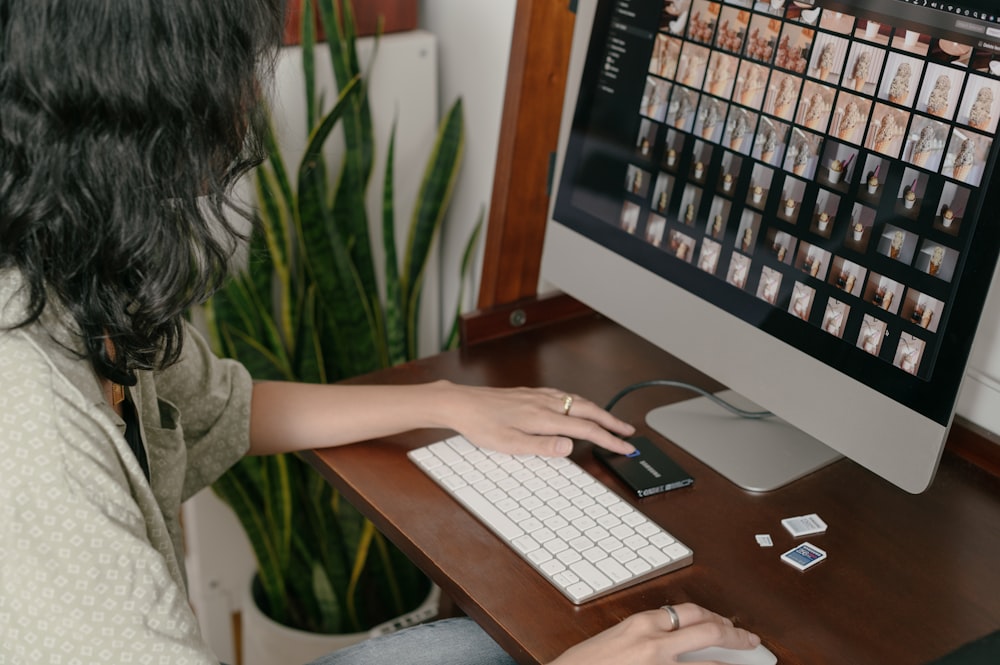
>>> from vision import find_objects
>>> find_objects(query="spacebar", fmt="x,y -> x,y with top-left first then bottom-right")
453,486 -> 525,541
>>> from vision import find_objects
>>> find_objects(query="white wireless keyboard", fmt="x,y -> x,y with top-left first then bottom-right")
408,436 -> 693,604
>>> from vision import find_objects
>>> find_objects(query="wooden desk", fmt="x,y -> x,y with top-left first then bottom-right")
304,314 -> 1000,665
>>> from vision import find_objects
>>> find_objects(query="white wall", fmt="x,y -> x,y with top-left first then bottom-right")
420,1 -> 518,332
956,277 -> 1000,434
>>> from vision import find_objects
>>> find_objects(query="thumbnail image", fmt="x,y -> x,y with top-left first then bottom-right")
785,3 -> 820,25
867,105 -> 908,158
717,151 -> 744,194
917,64 -> 965,120
895,169 -> 930,217
751,0 -> 785,17
705,51 -> 739,98
757,265 -> 783,304
650,34 -> 682,79
691,139 -> 716,182
822,299 -> 850,338
646,214 -> 667,247
653,172 -> 674,213
971,48 -> 1000,79
958,75 -> 1000,134
830,256 -> 866,297
765,228 -> 797,264
668,229 -> 698,261
891,28 -> 930,56
796,81 -> 835,132
819,141 -> 858,190
736,209 -> 762,254
753,117 -> 789,166
667,87 -> 699,131
903,289 -> 944,333
727,252 -> 752,288
858,314 -> 888,356
844,203 -> 876,253
783,129 -> 820,179
774,22 -> 814,74
687,0 -> 721,45
663,1 -> 689,35
641,77 -> 672,123
943,131 -> 991,186
715,5 -> 750,54
789,281 -> 816,320
854,18 -> 890,46
928,37 -> 973,68
876,224 -> 918,265
916,241 -> 958,282
707,196 -> 732,238
663,129 -> 684,172
765,72 -> 803,120
626,164 -> 651,196
745,163 -> 774,210
864,273 -> 903,315
934,182 -> 971,236
636,119 -> 659,158
842,43 -> 886,95
744,14 -> 782,64
904,117 -> 948,172
779,176 -> 808,223
795,242 -> 830,280
894,334 -> 926,376
698,237 -> 723,274
734,59 -> 769,109
830,91 -> 871,145
809,33 -> 848,84
619,202 -> 641,234
819,11 -> 855,38
695,97 -> 728,141
679,184 -> 704,226
725,107 -> 758,153
678,42 -> 712,88
857,154 -> 888,203
810,189 -> 840,238
877,52 -> 924,107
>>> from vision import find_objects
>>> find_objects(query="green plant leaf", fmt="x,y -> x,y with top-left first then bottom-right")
381,118 -> 406,365
402,99 -> 465,359
320,0 -> 379,307
444,206 -> 485,350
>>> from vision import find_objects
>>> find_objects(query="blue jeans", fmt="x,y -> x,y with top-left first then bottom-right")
305,617 -> 519,665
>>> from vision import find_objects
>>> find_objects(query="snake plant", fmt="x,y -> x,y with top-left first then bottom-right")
204,0 -> 472,633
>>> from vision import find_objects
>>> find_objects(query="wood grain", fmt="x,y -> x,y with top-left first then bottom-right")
306,315 -> 1000,665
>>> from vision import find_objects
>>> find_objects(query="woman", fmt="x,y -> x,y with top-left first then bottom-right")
0,1 -> 761,663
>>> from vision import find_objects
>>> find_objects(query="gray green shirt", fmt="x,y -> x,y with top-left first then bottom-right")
1,269 -> 253,663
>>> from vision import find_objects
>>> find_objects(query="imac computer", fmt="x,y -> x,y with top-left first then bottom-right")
541,0 -> 1000,493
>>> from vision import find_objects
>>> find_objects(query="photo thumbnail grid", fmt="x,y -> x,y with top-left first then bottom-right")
621,0 -> 1000,378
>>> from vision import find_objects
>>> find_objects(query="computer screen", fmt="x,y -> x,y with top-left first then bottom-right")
542,0 -> 1000,493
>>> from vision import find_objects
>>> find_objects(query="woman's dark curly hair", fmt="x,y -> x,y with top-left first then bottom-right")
0,0 -> 284,383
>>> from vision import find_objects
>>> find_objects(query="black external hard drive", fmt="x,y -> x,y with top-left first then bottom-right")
593,436 -> 694,498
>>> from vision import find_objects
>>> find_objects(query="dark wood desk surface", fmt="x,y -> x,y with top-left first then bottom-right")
305,314 -> 1000,665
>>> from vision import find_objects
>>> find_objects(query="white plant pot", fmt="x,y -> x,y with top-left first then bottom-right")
241,579 -> 440,665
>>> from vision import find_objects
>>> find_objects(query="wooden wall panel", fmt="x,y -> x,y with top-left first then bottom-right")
476,0 -> 576,310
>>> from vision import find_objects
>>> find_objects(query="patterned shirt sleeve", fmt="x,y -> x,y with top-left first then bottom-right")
1,328 -> 223,664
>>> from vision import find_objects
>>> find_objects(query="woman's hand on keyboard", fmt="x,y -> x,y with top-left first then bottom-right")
546,603 -> 762,665
440,382 -> 637,457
